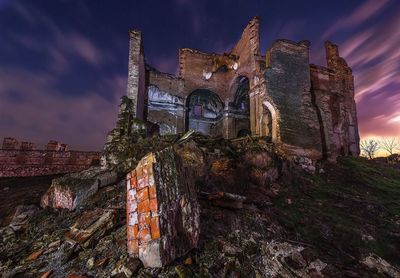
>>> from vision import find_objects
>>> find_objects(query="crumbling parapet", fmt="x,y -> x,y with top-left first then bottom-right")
46,140 -> 68,151
2,137 -> 19,150
126,147 -> 200,268
20,142 -> 36,150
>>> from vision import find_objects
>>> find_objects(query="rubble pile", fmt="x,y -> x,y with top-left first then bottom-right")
1,135 -> 400,277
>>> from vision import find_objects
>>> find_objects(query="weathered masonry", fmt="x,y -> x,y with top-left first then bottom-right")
0,137 -> 101,177
126,147 -> 200,267
125,17 -> 360,160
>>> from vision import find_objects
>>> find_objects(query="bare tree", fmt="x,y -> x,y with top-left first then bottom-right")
379,137 -> 400,155
360,139 -> 379,159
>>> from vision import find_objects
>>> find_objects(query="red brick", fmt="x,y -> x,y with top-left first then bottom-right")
149,185 -> 157,199
137,177 -> 149,189
138,212 -> 151,227
137,199 -> 150,213
127,239 -> 139,255
136,187 -> 149,203
130,177 -> 137,189
150,217 -> 161,239
138,228 -> 151,243
127,224 -> 139,240
149,198 -> 158,212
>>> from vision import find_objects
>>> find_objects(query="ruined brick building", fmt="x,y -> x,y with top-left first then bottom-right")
125,17 -> 360,160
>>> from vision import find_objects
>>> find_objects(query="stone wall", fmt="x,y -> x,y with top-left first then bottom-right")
127,30 -> 147,121
265,40 -> 323,158
122,16 -> 360,160
0,149 -> 101,177
310,42 -> 360,159
147,71 -> 185,134
178,48 -> 236,101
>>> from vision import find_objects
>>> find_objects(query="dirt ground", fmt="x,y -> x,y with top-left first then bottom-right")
0,175 -> 58,225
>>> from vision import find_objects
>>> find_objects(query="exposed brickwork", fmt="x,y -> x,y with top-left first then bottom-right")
119,16 -> 360,160
0,137 -> 101,177
126,148 -> 200,267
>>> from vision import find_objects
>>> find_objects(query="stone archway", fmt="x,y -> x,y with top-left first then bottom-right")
261,100 -> 278,143
227,75 -> 251,138
186,89 -> 224,136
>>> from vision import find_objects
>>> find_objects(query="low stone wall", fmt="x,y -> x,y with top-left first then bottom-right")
0,149 -> 101,177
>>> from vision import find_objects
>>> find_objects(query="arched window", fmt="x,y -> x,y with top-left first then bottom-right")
261,100 -> 278,143
186,89 -> 224,135
187,89 -> 223,119
232,76 -> 250,113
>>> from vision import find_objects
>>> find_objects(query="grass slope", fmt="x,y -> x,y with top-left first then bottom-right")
274,157 -> 400,269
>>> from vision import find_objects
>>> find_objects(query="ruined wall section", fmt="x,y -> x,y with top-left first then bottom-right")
230,16 -> 260,76
126,147 -> 200,267
0,149 -> 101,177
230,16 -> 266,136
310,65 -> 335,159
265,40 -> 322,158
147,70 -> 185,134
127,30 -> 147,121
178,49 -> 236,101
324,41 -> 360,156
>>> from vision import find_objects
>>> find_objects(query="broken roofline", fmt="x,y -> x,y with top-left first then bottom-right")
136,17 -> 340,76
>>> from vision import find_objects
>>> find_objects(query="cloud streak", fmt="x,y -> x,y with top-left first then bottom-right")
323,0 -> 392,38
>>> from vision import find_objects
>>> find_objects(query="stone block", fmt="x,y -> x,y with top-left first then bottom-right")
41,168 -> 117,210
126,147 -> 200,268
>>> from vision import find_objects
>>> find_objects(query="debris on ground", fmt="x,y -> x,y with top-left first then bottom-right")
1,134 -> 400,277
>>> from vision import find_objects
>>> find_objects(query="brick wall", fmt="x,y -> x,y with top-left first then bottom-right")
264,40 -> 323,158
126,147 -> 200,267
0,149 -> 101,177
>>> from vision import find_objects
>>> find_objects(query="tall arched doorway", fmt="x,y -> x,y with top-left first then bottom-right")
261,100 -> 278,142
186,89 -> 224,136
230,76 -> 251,137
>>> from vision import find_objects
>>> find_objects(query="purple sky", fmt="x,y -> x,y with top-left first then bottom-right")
0,0 -> 399,150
